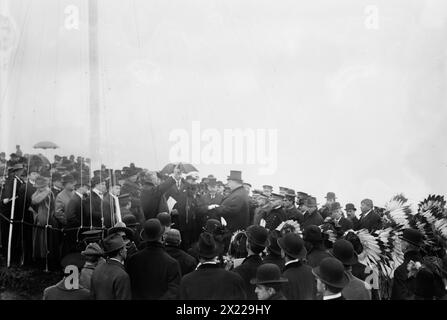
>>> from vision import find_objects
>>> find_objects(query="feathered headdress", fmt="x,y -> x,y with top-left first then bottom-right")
275,220 -> 302,237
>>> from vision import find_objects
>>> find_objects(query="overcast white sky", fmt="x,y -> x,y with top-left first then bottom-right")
1,0 -> 446,206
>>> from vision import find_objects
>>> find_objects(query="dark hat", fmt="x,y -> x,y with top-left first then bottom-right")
246,225 -> 269,248
197,232 -> 219,259
400,228 -> 424,247
227,170 -> 243,183
303,225 -> 323,243
296,191 -> 309,198
271,192 -> 284,200
279,187 -> 288,194
277,233 -> 307,260
81,229 -> 103,243
156,212 -> 173,227
203,219 -> 222,233
262,185 -> 273,190
250,263 -> 288,285
345,203 -> 357,211
35,176 -> 49,188
118,193 -> 131,206
60,252 -> 86,271
141,218 -> 165,241
102,233 -> 126,254
62,174 -> 75,185
81,243 -> 104,257
312,257 -> 349,289
332,202 -> 342,211
165,229 -> 182,246
267,230 -> 282,255
207,178 -> 217,187
90,176 -> 103,187
10,163 -> 24,172
108,221 -> 135,240
325,192 -> 336,200
122,214 -> 138,227
330,239 -> 358,266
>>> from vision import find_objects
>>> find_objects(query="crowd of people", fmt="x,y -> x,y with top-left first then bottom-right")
1,146 -> 446,300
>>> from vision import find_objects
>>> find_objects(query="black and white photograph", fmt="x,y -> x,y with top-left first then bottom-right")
0,0 -> 447,307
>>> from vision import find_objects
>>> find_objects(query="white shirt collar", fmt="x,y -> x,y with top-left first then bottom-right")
363,209 -> 373,218
109,258 -> 124,265
93,188 -> 103,199
285,259 -> 300,266
196,260 -> 219,270
323,292 -> 342,300
75,191 -> 83,199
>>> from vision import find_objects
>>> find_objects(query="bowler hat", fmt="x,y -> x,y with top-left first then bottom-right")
108,221 -> 135,241
156,212 -> 173,227
330,239 -> 358,266
165,229 -> 182,246
197,232 -> 219,259
90,176 -> 103,187
345,203 -> 356,211
277,233 -> 307,260
250,263 -> 288,285
227,170 -> 243,183
400,228 -> 424,247
81,242 -> 104,257
203,219 -> 222,233
122,214 -> 138,227
246,225 -> 270,248
303,225 -> 323,243
102,233 -> 126,254
61,252 -> 86,271
325,192 -> 336,200
312,257 -> 349,289
332,202 -> 342,211
141,218 -> 165,241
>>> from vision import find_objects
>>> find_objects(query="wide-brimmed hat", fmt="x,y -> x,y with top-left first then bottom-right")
108,221 -> 135,241
102,233 -> 126,254
400,228 -> 424,247
277,233 -> 307,260
81,242 -> 104,257
197,232 -> 219,259
246,225 -> 269,247
330,239 -> 358,266
227,170 -> 243,183
35,176 -> 49,188
141,219 -> 165,241
312,257 -> 349,289
250,263 -> 288,285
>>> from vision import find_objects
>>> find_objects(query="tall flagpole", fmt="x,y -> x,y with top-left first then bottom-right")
88,0 -> 101,172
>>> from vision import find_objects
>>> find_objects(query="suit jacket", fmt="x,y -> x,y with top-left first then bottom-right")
342,271 -> 371,300
180,263 -> 246,300
165,245 -> 198,277
285,206 -> 304,224
233,254 -> 263,300
302,210 -> 324,229
263,253 -> 285,271
282,261 -> 316,300
355,210 -> 382,232
215,185 -> 250,233
43,280 -> 91,300
65,193 -> 90,228
103,193 -> 117,228
55,189 -> 74,226
87,191 -> 104,228
196,192 -> 224,223
140,177 -> 176,220
90,259 -> 131,300
126,241 -> 181,300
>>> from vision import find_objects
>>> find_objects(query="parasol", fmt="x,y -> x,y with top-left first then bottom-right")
33,141 -> 59,149
160,162 -> 198,175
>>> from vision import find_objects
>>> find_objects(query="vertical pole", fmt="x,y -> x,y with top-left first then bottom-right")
88,0 -> 100,172
0,0 -> 12,153
7,177 -> 17,267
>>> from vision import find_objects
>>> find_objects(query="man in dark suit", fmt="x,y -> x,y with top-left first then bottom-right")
179,232 -> 246,299
278,233 -> 316,300
233,225 -> 269,300
312,257 -> 350,300
87,176 -> 107,228
262,230 -> 285,271
252,264 -> 288,300
140,172 -> 177,221
353,199 -> 382,232
303,225 -> 331,268
102,179 -> 121,228
301,197 -> 324,229
196,178 -> 223,226
126,219 -> 181,299
51,172 -> 63,197
330,202 -> 354,236
164,229 -> 197,276
214,171 -> 250,233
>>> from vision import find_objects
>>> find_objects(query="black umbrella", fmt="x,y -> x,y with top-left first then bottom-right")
160,162 -> 198,175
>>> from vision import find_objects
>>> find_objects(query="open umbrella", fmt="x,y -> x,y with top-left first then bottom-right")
160,162 -> 198,175
33,141 -> 59,149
